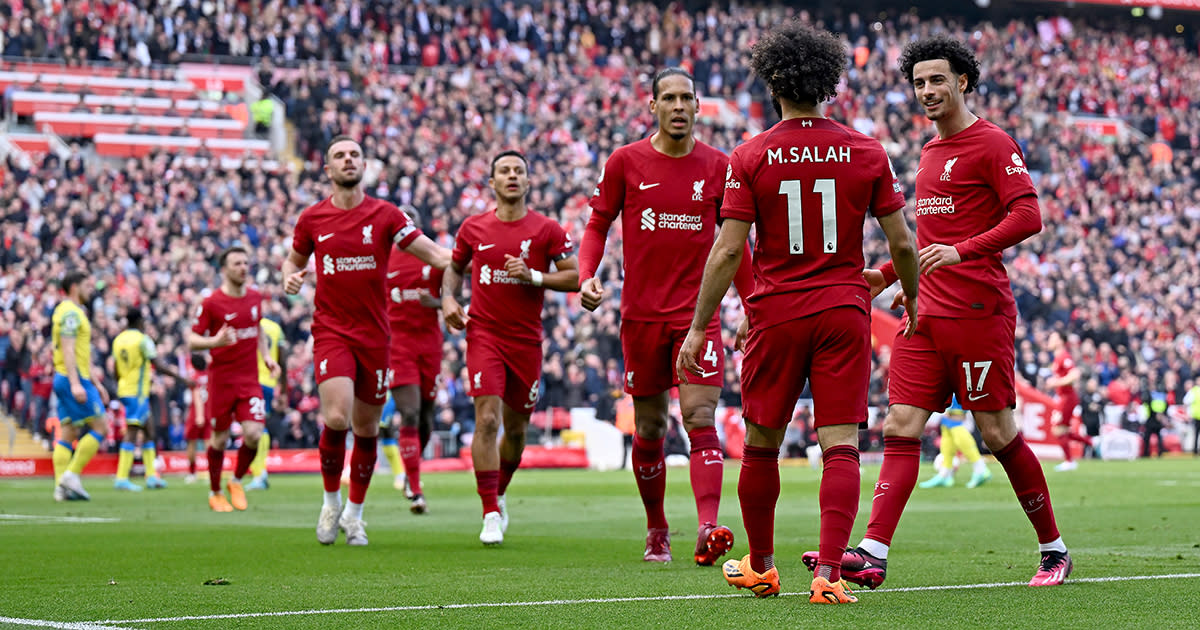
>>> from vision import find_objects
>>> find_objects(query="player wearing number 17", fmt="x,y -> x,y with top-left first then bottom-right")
801,35 -> 1074,590
678,22 -> 919,604
284,136 -> 450,546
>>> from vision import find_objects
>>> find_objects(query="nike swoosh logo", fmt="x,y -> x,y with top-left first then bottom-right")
703,459 -> 722,466
967,393 -> 990,402
224,314 -> 236,321
873,493 -> 886,501
916,168 -> 925,177
478,244 -> 495,251
387,271 -> 401,278
317,233 -> 334,242
698,370 -> 719,378
638,182 -> 660,190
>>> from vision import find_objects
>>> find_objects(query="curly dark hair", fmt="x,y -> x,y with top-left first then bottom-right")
750,22 -> 845,107
899,35 -> 981,94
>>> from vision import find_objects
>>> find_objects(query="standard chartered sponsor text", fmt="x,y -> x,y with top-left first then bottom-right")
335,256 -> 378,272
915,196 -> 955,216
657,212 -> 703,230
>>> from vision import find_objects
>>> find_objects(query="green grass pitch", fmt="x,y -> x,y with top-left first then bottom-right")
2,457 -> 1199,629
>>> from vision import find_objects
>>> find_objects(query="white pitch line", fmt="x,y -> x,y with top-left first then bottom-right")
0,514 -> 120,524
0,616 -> 139,630
94,572 -> 1200,625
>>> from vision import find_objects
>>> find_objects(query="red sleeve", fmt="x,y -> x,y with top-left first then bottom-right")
580,151 -> 624,282
719,147 -> 755,223
191,298 -> 212,336
878,260 -> 898,287
732,240 -> 754,309
955,195 -> 1041,261
292,209 -> 313,256
547,220 -> 574,262
450,219 -> 474,270
870,148 -> 906,218
428,266 -> 445,299
390,204 -> 423,249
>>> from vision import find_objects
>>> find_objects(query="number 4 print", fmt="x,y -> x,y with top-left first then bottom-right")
961,361 -> 992,393
704,340 -> 719,366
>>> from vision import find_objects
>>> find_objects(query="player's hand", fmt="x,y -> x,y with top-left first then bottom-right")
181,377 -> 197,389
213,324 -> 237,347
503,254 -> 533,283
284,269 -> 308,295
862,268 -> 889,298
902,295 -> 918,339
442,296 -> 469,332
95,381 -> 110,406
734,318 -> 750,352
918,243 -> 962,275
70,381 -> 86,403
266,358 -> 281,380
675,328 -> 707,385
580,277 -> 604,311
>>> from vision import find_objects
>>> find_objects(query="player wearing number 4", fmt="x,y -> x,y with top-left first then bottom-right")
579,68 -> 755,566
284,136 -> 451,546
801,35 -> 1074,589
442,150 -> 578,546
680,22 -> 919,603
188,246 -> 278,512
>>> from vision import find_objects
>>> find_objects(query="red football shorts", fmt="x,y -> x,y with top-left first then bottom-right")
390,340 -> 441,402
621,317 -> 724,396
465,331 -> 542,413
887,314 -> 1016,413
313,334 -> 390,405
741,306 -> 870,430
184,408 -> 213,441
206,384 -> 266,433
1054,393 -> 1079,426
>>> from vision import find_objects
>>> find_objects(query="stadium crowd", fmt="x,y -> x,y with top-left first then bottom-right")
0,2 -> 1197,455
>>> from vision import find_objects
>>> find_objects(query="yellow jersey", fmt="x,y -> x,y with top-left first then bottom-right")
258,318 -> 283,388
52,300 -> 92,379
113,329 -> 158,399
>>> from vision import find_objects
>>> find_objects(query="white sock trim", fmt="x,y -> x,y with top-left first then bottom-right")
858,538 -> 890,560
343,500 -> 364,520
1038,537 -> 1067,554
323,490 -> 341,509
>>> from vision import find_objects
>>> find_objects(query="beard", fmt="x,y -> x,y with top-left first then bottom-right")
333,172 -> 363,188
666,129 -> 688,141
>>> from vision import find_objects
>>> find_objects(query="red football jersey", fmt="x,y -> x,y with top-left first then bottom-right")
292,195 -> 423,343
1052,351 -> 1078,399
191,287 -> 262,395
184,363 -> 209,426
583,137 -> 728,322
451,209 -> 573,344
722,118 -> 905,330
913,119 -> 1038,319
387,245 -> 445,355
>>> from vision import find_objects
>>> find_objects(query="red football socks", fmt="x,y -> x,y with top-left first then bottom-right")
399,426 -> 422,495
739,445 -> 780,574
994,433 -> 1061,544
688,426 -> 723,526
318,427 -> 348,493
632,434 -> 668,529
475,469 -> 500,516
819,445 -> 861,583
206,447 -> 224,493
233,442 -> 256,479
347,434 -> 377,504
498,457 -> 521,497
863,436 -> 921,546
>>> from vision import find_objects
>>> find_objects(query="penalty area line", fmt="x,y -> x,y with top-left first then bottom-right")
93,572 -> 1200,625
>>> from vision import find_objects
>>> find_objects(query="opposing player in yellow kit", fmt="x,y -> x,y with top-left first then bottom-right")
247,316 -> 286,491
112,308 -> 191,491
917,397 -> 992,489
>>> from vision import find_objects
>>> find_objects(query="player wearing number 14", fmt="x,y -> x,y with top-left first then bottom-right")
679,22 -> 919,604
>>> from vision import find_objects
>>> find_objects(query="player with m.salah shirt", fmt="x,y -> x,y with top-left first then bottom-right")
579,68 -> 754,567
442,150 -> 578,546
802,35 -> 1075,589
283,135 -> 451,547
679,23 -> 920,604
